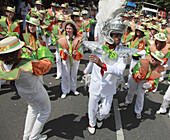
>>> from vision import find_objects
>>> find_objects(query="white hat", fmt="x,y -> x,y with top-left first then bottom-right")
63,20 -> 78,31
26,17 -> 40,26
151,50 -> 164,63
0,36 -> 24,54
154,33 -> 167,42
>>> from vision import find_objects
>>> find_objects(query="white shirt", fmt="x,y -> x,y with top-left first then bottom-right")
20,2 -> 31,15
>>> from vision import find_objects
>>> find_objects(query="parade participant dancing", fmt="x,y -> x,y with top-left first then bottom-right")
0,36 -> 54,140
123,51 -> 165,119
57,20 -> 84,99
83,0 -> 128,134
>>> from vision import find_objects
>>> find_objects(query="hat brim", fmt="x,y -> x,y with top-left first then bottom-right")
154,35 -> 167,42
63,21 -> 78,31
151,52 -> 164,63
136,28 -> 145,34
0,40 -> 24,54
26,20 -> 39,26
6,9 -> 15,13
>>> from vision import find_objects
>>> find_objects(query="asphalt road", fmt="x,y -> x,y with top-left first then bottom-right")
0,46 -> 170,140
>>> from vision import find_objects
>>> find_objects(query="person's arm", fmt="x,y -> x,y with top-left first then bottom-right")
32,47 -> 54,76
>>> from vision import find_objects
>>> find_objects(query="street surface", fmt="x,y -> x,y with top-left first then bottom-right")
0,46 -> 170,140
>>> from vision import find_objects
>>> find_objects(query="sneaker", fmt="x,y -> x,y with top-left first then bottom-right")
156,110 -> 166,115
61,93 -> 67,99
55,75 -> 61,80
123,101 -> 129,107
38,135 -> 47,140
136,113 -> 141,119
88,125 -> 95,135
123,85 -> 129,90
97,119 -> 103,128
74,91 -> 80,96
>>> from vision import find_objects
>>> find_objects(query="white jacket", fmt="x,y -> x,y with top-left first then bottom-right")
84,46 -> 127,96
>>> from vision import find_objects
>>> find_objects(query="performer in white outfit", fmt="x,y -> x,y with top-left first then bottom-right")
0,36 -> 54,140
83,8 -> 128,134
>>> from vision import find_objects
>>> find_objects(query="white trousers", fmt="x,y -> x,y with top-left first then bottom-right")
88,93 -> 113,127
125,78 -> 146,114
158,85 -> 170,115
127,59 -> 139,88
61,58 -> 80,94
20,87 -> 51,140
55,48 -> 62,77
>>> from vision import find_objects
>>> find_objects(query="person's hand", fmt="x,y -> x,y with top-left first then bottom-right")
89,54 -> 103,67
73,50 -> 76,55
137,74 -> 142,79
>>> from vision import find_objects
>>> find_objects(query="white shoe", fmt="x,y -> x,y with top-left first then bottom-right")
156,110 -> 166,114
97,120 -> 103,128
88,125 -> 95,135
55,75 -> 61,80
61,93 -> 67,99
38,135 -> 47,140
136,113 -> 141,119
74,91 -> 80,96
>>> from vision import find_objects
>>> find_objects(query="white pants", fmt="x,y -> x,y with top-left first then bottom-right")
20,87 -> 51,140
127,59 -> 139,88
55,48 -> 62,77
125,78 -> 146,114
88,93 -> 113,127
158,85 -> 170,115
61,58 -> 80,94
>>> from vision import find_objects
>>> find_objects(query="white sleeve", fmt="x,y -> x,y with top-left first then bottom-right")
84,62 -> 93,75
105,57 -> 127,76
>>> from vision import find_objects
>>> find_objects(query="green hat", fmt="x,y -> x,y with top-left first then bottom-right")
151,50 -> 164,63
6,6 -> 15,13
152,17 -> 157,21
134,15 -> 139,18
61,4 -> 66,8
154,33 -> 167,42
136,25 -> 145,33
72,11 -> 80,16
151,25 -> 159,31
26,17 -> 40,26
123,13 -> 128,17
81,10 -> 88,15
35,0 -> 42,5
146,19 -> 150,22
0,36 -> 24,54
161,20 -> 167,25
39,10 -> 46,14
51,2 -> 57,7
58,16 -> 65,22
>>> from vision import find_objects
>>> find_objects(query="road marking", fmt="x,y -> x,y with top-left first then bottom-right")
113,99 -> 125,140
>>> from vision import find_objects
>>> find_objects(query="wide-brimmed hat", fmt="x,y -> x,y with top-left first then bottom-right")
58,16 -> 65,22
151,50 -> 164,63
63,20 -> 78,31
154,33 -> 167,42
6,6 -> 15,13
61,4 -> 66,8
35,0 -> 42,5
81,10 -> 88,15
26,17 -> 40,26
151,25 -> 159,31
51,2 -> 57,7
71,11 -> 80,16
39,10 -> 46,14
0,36 -> 24,54
152,17 -> 157,21
136,25 -> 145,33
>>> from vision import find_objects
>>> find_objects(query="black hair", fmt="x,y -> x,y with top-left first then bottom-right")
0,49 -> 20,65
65,23 -> 77,36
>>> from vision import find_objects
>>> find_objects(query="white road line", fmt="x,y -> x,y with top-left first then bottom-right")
113,99 -> 125,140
